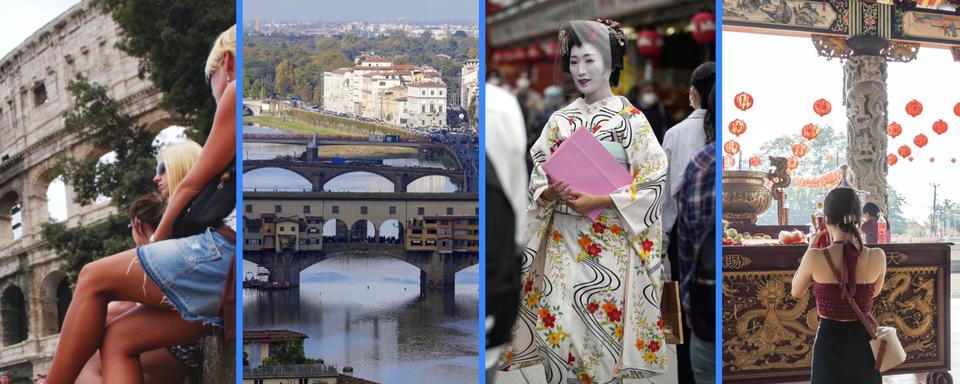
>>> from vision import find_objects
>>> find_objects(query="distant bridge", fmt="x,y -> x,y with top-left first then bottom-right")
243,159 -> 467,193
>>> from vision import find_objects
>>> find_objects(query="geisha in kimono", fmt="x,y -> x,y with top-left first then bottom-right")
501,19 -> 671,383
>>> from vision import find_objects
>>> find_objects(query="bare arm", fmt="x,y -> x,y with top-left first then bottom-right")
154,81 -> 236,240
873,248 -> 887,298
791,249 -> 816,298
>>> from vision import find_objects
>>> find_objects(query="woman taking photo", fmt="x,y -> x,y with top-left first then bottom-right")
792,187 -> 886,383
503,19 -> 670,383
45,25 -> 236,384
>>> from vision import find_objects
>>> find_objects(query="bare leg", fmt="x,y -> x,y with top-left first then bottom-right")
101,305 -> 207,384
46,249 -> 170,384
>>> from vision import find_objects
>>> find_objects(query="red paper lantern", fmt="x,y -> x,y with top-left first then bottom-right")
813,98 -> 832,117
933,119 -> 948,135
914,133 -> 928,148
734,92 -> 753,111
887,154 -> 898,166
690,12 -> 716,44
930,157 -> 936,163
544,41 -> 559,58
791,142 -> 809,158
636,30 -> 663,57
787,156 -> 799,171
723,140 -> 741,155
749,155 -> 761,168
954,102 -> 960,118
909,156 -> 914,162
953,158 -> 957,164
801,123 -> 820,141
728,119 -> 747,137
898,145 -> 912,158
723,155 -> 735,169
887,122 -> 902,138
906,99 -> 923,117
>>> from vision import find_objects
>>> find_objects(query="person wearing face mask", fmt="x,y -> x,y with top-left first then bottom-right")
45,25 -> 236,383
631,81 -> 672,144
659,61 -> 714,384
501,19 -> 672,383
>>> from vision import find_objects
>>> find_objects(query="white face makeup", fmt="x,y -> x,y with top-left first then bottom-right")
569,43 -> 612,99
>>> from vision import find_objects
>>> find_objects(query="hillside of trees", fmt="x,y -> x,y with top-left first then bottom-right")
243,31 -> 478,107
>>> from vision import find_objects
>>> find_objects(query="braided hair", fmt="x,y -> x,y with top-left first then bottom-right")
823,187 -> 864,250
559,18 -> 626,87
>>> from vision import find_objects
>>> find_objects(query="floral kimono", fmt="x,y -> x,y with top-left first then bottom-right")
503,95 -> 669,383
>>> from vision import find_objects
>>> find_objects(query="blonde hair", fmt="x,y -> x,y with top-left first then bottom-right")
205,25 -> 237,79
157,140 -> 202,196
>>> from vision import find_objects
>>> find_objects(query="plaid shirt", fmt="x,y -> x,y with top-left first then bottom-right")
677,143 -> 716,310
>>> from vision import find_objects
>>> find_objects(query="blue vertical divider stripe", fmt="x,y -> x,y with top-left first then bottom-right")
714,1 -> 723,383
478,0 -> 488,381
235,0 -> 244,381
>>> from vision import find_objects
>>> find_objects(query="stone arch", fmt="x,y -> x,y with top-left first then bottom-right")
0,190 -> 23,242
350,219 -> 377,243
323,219 -> 348,243
378,219 -> 404,244
1,285 -> 29,345
243,167 -> 312,192
406,174 -> 458,193
36,165 -> 69,223
323,171 -> 394,193
40,270 -> 71,335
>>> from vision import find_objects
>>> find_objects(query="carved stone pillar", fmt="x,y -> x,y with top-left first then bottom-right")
843,50 -> 888,213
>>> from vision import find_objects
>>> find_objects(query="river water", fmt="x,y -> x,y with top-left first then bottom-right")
242,125 -> 478,383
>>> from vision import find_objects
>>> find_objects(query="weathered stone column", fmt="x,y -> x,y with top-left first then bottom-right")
844,36 -> 889,213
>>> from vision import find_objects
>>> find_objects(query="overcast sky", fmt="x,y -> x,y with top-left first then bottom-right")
242,0 -> 478,23
723,30 -> 960,223
0,1 -> 79,58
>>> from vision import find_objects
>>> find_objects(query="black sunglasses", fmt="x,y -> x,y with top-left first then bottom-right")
155,162 -> 166,176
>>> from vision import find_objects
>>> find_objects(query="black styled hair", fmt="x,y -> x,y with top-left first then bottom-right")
690,61 -> 716,105
559,20 -> 626,87
823,187 -> 864,248
863,202 -> 881,217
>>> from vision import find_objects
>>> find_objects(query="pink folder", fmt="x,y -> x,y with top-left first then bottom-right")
542,127 -> 633,221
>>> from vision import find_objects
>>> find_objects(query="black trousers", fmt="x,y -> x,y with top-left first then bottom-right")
811,318 -> 882,384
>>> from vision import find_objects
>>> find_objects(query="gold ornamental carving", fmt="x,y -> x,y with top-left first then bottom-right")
723,254 -> 753,270
723,267 -> 943,380
887,251 -> 908,265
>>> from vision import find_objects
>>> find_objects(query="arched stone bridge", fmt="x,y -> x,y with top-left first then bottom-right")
242,191 -> 479,289
243,159 -> 467,193
0,1 -> 169,378
242,133 -> 465,171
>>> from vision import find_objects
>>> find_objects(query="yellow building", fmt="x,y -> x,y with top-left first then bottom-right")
405,215 -> 479,253
275,218 -> 299,252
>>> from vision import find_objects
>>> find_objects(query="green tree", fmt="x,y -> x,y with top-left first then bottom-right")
275,59 -> 294,96
42,76 -> 158,276
96,0 -> 236,142
264,340 -> 308,365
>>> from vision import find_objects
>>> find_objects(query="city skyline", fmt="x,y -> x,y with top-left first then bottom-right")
242,0 -> 478,24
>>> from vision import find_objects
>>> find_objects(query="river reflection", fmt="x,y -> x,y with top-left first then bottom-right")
243,258 -> 478,384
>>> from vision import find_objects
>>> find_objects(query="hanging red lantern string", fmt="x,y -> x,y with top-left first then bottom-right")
723,140 -> 741,155
728,119 -> 747,137
801,123 -> 820,141
898,144 -> 912,158
888,154 -> 898,166
723,155 -> 735,170
813,98 -> 832,117
906,99 -> 923,118
914,133 -> 928,148
749,155 -> 761,168
636,29 -> 664,58
933,119 -> 948,135
887,122 -> 902,138
791,142 -> 809,158
734,92 -> 754,112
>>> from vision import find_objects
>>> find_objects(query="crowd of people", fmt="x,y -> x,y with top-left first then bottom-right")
39,25 -> 238,384
485,18 -> 716,384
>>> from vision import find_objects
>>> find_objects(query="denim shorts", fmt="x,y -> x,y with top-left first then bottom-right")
137,228 -> 234,327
